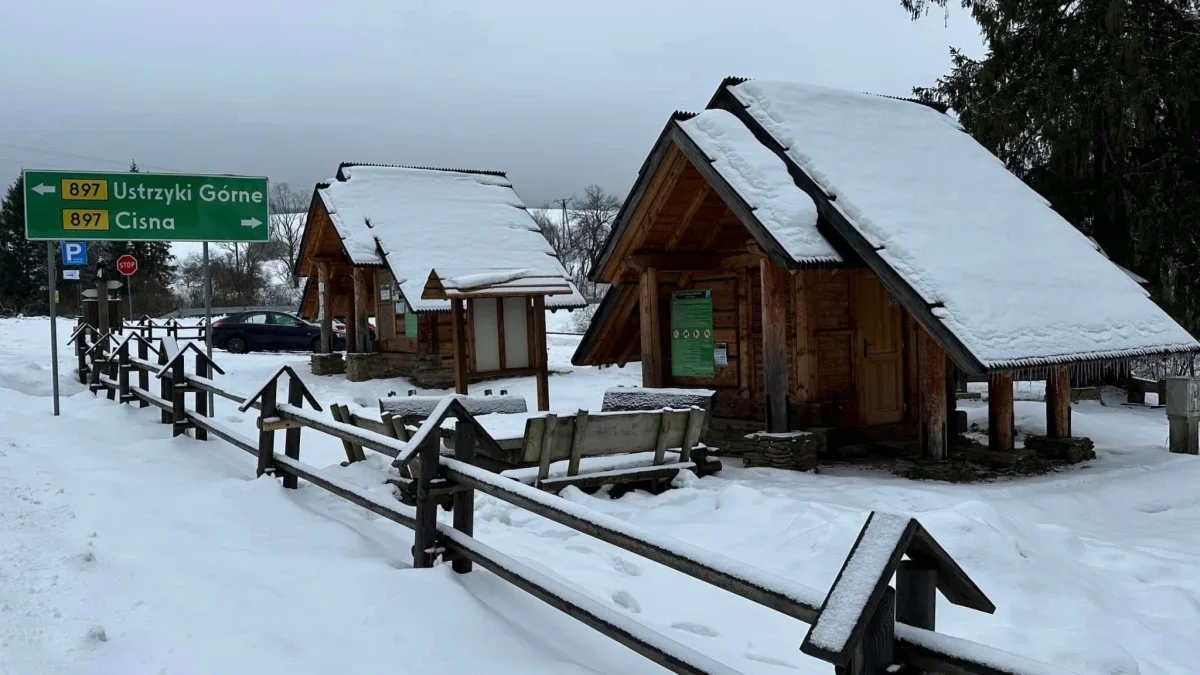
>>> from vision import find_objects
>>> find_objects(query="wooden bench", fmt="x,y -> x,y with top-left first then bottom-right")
379,393 -> 527,427
445,406 -> 723,493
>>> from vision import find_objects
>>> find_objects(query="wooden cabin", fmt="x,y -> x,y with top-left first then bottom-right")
574,78 -> 1199,457
295,163 -> 585,409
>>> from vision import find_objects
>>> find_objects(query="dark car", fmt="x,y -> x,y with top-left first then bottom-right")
212,311 -> 344,354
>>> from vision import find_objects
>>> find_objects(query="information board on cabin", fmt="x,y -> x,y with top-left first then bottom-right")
405,312 -> 419,339
670,289 -> 714,378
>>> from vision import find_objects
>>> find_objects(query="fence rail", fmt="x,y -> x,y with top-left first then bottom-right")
72,324 -> 1072,675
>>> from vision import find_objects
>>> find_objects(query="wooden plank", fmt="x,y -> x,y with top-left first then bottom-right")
792,270 -> 815,405
450,298 -> 469,395
451,421 -> 476,574
536,413 -> 559,482
639,267 -> 663,388
1046,365 -> 1072,438
567,409 -> 589,476
352,267 -> 373,353
918,326 -> 948,461
330,404 -> 365,464
538,462 -> 696,493
193,352 -> 209,440
843,588 -> 895,675
496,297 -> 507,371
760,258 -> 790,432
896,560 -> 937,631
664,182 -> 712,251
282,378 -> 304,489
680,408 -> 704,463
342,291 -> 357,352
532,295 -> 549,411
255,383 -> 278,477
520,410 -> 698,463
411,432 -> 440,568
988,371 -> 1015,451
737,267 -> 752,398
522,416 -> 546,469
466,299 -> 478,372
652,412 -> 674,466
376,269 -> 396,341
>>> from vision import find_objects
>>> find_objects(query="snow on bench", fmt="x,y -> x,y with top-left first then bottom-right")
379,393 -> 528,420
600,386 -> 716,413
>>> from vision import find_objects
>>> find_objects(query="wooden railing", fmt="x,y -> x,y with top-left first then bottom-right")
73,325 -> 1077,675
124,316 -> 208,341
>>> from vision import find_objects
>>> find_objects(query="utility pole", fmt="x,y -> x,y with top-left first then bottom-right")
554,197 -> 572,240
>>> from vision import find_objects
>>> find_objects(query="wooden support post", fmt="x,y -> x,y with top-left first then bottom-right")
839,587 -> 895,675
412,432 -> 440,568
318,262 -> 333,353
352,267 -> 372,353
896,560 -> 937,631
451,298 -> 469,395
282,378 -> 303,489
330,404 -> 366,464
96,276 -> 109,335
738,267 -> 753,399
1046,365 -> 1072,438
451,421 -> 476,574
537,413 -> 559,482
792,271 -> 815,408
106,348 -> 118,401
194,352 -> 209,441
761,258 -> 790,432
918,326 -> 948,461
568,409 -> 589,476
376,270 -> 396,342
639,267 -> 663,388
136,339 -> 149,408
532,295 -> 549,411
158,346 -> 171,425
988,371 -> 1015,451
255,382 -> 277,478
342,293 -> 357,354
170,355 -> 187,437
945,362 -> 958,439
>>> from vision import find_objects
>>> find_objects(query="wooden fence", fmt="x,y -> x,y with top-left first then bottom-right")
72,324 -> 1074,675
124,316 -> 208,341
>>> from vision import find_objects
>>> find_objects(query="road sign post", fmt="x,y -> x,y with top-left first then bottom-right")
23,170 -> 269,242
47,242 -> 60,416
117,254 -> 137,318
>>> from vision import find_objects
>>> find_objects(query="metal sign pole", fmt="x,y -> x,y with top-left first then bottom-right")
203,241 -> 214,413
47,241 -> 60,416
128,275 -> 133,326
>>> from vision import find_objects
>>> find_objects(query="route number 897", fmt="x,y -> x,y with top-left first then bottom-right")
62,179 -> 109,201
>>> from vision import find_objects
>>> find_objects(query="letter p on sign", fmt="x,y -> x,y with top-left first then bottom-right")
62,242 -> 88,266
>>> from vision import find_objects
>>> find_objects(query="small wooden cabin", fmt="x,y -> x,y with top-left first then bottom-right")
295,163 -> 585,408
574,78 -> 1198,456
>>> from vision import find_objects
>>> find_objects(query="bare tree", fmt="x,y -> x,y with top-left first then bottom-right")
269,182 -> 308,288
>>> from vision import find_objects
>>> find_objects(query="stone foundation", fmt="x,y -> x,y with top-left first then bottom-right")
1023,435 -> 1096,463
346,353 -> 407,382
340,351 -> 455,388
310,353 -> 345,376
742,431 -> 822,471
1071,386 -> 1102,402
706,418 -> 768,457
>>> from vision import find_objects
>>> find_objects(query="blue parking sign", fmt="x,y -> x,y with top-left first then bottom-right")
62,242 -> 88,266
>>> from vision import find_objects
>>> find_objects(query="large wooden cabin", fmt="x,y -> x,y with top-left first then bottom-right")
296,163 -> 585,408
574,78 -> 1198,456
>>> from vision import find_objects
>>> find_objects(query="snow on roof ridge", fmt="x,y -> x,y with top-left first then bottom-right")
718,76 -> 947,115
335,162 -> 509,181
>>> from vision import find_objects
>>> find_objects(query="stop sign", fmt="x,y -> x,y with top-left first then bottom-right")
116,254 -> 138,276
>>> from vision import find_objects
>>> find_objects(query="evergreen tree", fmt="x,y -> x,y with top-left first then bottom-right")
903,0 -> 1200,331
0,175 -> 48,314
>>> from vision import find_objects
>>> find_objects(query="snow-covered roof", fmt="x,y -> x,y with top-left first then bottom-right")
316,164 -> 585,312
728,79 -> 1197,368
679,110 -> 840,265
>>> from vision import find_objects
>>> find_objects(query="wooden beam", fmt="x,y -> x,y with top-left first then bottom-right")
1046,366 -> 1071,438
318,262 -> 333,353
738,266 -> 753,399
625,252 -> 715,273
376,269 -> 396,341
792,270 -> 815,406
342,292 -> 357,353
761,258 -> 790,432
497,298 -> 507,371
988,371 -> 1014,451
532,295 -> 550,411
665,182 -> 712,250
639,267 -> 664,388
918,326 -> 948,461
352,268 -> 373,353
450,298 -> 469,394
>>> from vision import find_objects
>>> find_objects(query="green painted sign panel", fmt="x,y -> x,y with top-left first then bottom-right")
405,312 -> 419,339
670,289 -> 714,378
23,169 -> 269,242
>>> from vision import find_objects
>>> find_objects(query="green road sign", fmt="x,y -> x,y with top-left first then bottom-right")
23,170 -> 269,242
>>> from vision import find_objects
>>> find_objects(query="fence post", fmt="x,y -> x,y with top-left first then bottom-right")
158,344 -> 171,425
194,352 -> 209,441
255,380 -> 278,478
282,378 -> 304,489
87,342 -> 104,394
171,352 -> 187,437
412,432 -> 440,568
839,587 -> 896,675
117,342 -> 131,403
896,560 -> 937,631
168,320 -> 178,340
136,339 -> 149,408
76,327 -> 89,385
106,345 -> 119,401
451,420 -> 476,574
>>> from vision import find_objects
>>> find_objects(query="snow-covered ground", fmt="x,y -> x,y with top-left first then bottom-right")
3,315 -> 1199,675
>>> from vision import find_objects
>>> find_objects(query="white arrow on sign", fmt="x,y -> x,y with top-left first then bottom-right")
240,218 -> 262,228
32,183 -> 56,196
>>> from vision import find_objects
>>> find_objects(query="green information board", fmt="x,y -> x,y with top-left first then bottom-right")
405,312 -> 419,339
670,289 -> 714,378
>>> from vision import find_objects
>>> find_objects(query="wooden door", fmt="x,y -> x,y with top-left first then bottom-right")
853,273 -> 904,425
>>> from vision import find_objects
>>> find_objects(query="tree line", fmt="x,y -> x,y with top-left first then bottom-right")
0,165 -> 310,317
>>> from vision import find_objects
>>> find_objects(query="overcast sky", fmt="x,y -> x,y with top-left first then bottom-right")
0,0 -> 984,206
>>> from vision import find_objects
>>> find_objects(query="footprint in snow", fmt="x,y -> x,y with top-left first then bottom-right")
670,622 -> 719,638
611,590 -> 641,614
609,555 -> 643,577
1138,503 -> 1171,514
565,544 -> 592,555
743,652 -> 800,669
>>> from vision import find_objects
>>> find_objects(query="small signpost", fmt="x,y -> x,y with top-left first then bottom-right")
24,169 -> 269,416
63,270 -> 80,281
117,254 -> 138,316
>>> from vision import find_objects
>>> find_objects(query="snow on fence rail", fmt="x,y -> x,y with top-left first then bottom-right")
73,324 -> 1078,675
